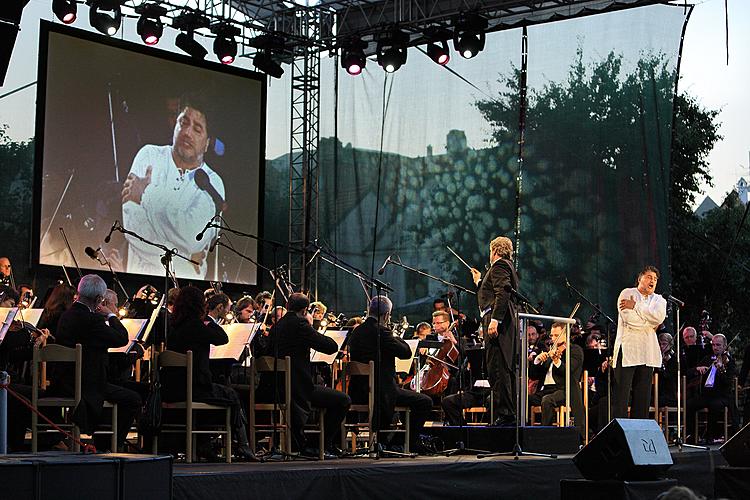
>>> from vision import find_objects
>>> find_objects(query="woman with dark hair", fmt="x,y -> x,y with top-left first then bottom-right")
163,285 -> 254,460
37,283 -> 77,334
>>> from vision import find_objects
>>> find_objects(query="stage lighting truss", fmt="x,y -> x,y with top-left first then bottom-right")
376,28 -> 408,73
211,22 -> 240,64
135,3 -> 167,46
87,0 -> 122,36
452,13 -> 488,59
52,0 -> 77,24
340,38 -> 367,76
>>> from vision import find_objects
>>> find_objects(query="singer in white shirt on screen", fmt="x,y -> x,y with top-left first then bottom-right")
611,265 -> 667,420
121,101 -> 224,279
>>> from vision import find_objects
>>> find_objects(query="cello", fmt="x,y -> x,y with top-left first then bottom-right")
420,322 -> 459,396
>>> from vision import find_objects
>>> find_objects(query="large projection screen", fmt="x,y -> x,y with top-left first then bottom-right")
34,22 -> 265,285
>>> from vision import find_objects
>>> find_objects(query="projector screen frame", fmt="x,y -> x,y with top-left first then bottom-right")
32,20 -> 268,287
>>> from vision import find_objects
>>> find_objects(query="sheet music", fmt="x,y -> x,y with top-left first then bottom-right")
108,319 -> 148,354
210,323 -> 255,360
310,329 -> 348,364
0,307 -> 18,344
14,308 -> 44,327
394,339 -> 420,373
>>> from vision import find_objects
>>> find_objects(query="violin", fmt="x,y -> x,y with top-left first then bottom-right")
536,338 -> 566,364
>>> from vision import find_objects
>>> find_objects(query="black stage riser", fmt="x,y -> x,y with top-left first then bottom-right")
425,425 -> 580,455
0,453 -> 172,500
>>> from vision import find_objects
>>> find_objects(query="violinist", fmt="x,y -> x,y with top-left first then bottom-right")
656,332 -> 678,407
686,334 -> 737,444
310,301 -> 327,330
349,296 -> 432,453
528,322 -> 584,438
234,296 -> 258,324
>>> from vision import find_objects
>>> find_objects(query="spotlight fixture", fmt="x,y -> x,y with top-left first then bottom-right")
376,29 -> 408,73
211,23 -> 240,64
426,40 -> 450,65
52,0 -> 77,24
87,0 -> 121,36
453,13 -> 488,59
253,50 -> 284,78
173,10 -> 210,59
249,33 -> 287,78
135,4 -> 167,46
175,32 -> 207,59
341,38 -> 367,76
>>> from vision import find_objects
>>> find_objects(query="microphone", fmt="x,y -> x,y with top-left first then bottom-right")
666,295 -> 685,307
377,255 -> 391,275
196,215 -> 216,241
208,233 -> 222,253
194,169 -> 227,213
104,220 -> 119,243
504,284 -> 533,304
84,246 -> 101,260
564,276 -> 574,297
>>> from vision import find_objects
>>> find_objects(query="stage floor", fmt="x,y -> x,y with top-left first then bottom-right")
172,446 -> 727,500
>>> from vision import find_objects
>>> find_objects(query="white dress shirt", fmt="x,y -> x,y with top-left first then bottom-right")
613,287 -> 666,368
122,144 -> 225,280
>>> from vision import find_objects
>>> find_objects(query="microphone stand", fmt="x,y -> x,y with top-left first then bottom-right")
111,224 -> 198,352
565,278 -> 615,423
666,295 -> 707,451
382,257 -> 483,455
91,250 -> 130,305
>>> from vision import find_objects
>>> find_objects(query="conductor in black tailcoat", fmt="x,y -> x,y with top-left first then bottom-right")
470,236 -> 518,426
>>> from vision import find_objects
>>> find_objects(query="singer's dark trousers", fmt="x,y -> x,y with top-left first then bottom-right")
612,351 -> 653,419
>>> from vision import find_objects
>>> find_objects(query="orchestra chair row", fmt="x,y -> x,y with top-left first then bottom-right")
31,343 -> 118,453
248,356 -> 326,460
152,350 -> 232,463
340,361 -> 410,454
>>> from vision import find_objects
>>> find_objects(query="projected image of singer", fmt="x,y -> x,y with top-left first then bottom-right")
121,95 -> 225,279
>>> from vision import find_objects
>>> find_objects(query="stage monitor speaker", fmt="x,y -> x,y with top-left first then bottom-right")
0,0 -> 29,86
573,418 -> 672,480
720,421 -> 750,466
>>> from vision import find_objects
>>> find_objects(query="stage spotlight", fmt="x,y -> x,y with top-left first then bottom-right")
173,10 -> 210,59
135,4 -> 166,46
175,32 -> 207,59
341,39 -> 367,76
88,0 -> 121,36
52,0 -> 77,24
376,29 -> 408,73
211,23 -> 240,64
253,50 -> 284,78
426,40 -> 450,65
453,13 -> 487,59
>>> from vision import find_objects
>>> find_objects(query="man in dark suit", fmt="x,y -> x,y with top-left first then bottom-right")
53,274 -> 141,450
470,235 -> 518,425
529,322 -> 585,438
348,296 -> 432,452
686,334 -> 737,443
261,292 -> 351,455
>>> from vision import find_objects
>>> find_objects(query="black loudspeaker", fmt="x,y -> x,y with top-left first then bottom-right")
720,421 -> 750,466
573,418 -> 673,480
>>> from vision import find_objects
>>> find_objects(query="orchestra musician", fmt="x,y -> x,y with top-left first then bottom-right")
163,285 -> 255,459
686,334 -> 737,443
470,236 -> 518,426
255,292 -> 350,457
348,296 -> 432,453
612,265 -> 666,420
528,322 -> 584,438
52,274 -> 142,451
